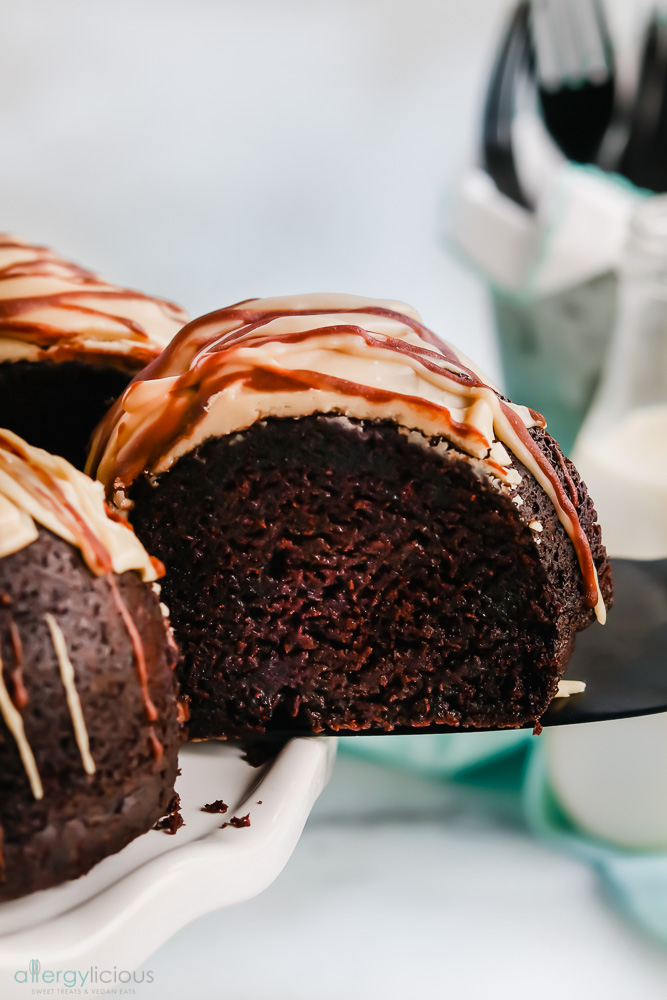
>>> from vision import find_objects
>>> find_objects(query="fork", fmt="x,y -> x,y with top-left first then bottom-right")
616,12 -> 667,192
481,0 -> 534,209
531,0 -> 615,163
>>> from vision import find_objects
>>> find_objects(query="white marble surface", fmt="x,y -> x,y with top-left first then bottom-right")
1,1 -> 666,996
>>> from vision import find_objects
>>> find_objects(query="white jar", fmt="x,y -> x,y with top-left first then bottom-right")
549,195 -> 667,848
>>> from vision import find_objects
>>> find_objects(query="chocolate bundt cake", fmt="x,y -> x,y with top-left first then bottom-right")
0,235 -> 188,468
87,294 -> 612,738
0,430 -> 181,900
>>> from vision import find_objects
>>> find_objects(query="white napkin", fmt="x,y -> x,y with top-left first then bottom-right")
451,111 -> 642,300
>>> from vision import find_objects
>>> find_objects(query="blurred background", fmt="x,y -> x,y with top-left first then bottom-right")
0,0 -> 506,369
3,0 -> 667,997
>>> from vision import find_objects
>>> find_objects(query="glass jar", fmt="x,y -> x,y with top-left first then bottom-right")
572,196 -> 667,559
493,271 -> 617,454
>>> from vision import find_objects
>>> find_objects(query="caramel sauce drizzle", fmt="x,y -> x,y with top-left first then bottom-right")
148,727 -> 164,765
0,642 -> 42,799
107,576 -> 163,761
8,619 -> 28,710
90,299 -> 605,619
0,430 -> 114,574
0,234 -> 188,367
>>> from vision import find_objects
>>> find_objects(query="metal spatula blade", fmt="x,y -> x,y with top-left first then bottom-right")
243,557 -> 667,745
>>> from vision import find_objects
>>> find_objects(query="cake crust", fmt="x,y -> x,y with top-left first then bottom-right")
0,430 -> 181,900
0,529 -> 180,901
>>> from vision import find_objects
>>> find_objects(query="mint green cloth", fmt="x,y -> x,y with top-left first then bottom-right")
342,733 -> 667,944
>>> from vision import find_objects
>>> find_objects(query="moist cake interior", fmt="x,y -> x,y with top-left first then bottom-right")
130,415 -> 569,737
0,360 -> 130,469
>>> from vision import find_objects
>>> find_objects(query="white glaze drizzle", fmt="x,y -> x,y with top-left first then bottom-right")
0,234 -> 188,369
555,679 -> 586,698
87,294 -> 606,622
0,429 -> 160,579
44,613 -> 95,776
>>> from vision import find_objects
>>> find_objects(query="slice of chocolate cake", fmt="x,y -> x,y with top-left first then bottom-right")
0,430 -> 182,900
87,294 -> 612,738
0,235 -> 188,468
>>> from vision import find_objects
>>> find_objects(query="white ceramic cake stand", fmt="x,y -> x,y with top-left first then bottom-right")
0,738 -> 336,999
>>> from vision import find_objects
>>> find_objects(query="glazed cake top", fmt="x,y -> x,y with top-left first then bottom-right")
0,235 -> 188,371
0,429 -> 160,581
86,293 -> 606,621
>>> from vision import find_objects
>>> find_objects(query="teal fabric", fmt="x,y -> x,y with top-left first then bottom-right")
342,733 -> 667,944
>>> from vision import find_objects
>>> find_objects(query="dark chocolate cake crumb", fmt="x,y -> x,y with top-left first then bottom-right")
221,814 -> 251,829
201,799 -> 228,814
130,416 -> 612,738
153,792 -> 185,835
